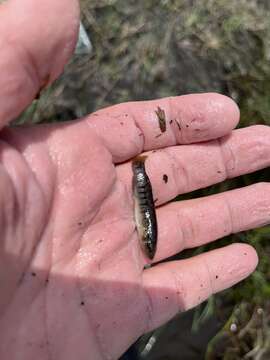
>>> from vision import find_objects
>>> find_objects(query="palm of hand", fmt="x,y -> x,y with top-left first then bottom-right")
0,122 -> 151,360
1,109 -> 269,360
3,102 -> 270,360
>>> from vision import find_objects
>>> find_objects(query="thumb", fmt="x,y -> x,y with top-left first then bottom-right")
0,0 -> 80,128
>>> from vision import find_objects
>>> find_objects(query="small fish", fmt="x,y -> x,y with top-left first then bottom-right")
132,156 -> 157,260
155,107 -> 166,133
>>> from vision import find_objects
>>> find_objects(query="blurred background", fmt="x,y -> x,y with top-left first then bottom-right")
19,0 -> 270,359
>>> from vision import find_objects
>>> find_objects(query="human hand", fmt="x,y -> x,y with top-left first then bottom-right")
1,1 -> 270,360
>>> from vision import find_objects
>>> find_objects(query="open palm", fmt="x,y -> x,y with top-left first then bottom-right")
1,1 -> 270,360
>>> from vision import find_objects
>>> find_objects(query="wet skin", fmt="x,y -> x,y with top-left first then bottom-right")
1,1 -> 270,360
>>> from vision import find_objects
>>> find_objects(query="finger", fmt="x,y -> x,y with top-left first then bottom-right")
154,182 -> 270,262
0,0 -> 80,127
86,93 -> 239,162
117,125 -> 270,206
142,243 -> 258,332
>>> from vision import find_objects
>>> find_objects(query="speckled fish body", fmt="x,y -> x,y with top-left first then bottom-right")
132,156 -> 157,260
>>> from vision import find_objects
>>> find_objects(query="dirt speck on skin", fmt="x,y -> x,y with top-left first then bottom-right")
175,120 -> 181,131
155,106 -> 166,132
163,174 -> 168,183
17,272 -> 26,285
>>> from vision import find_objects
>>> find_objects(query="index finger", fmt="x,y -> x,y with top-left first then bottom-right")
86,93 -> 240,163
0,0 -> 80,128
